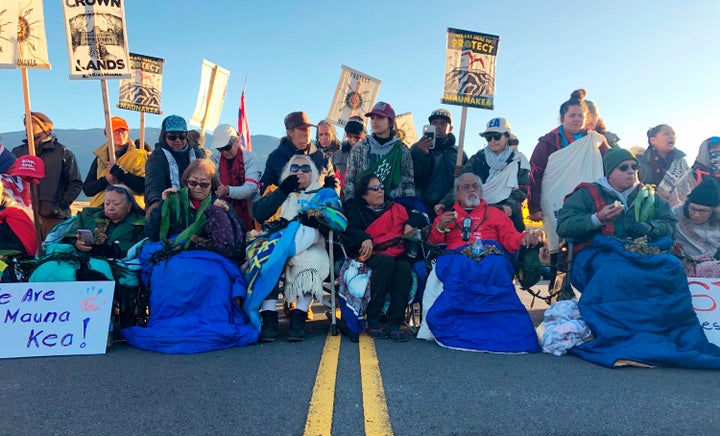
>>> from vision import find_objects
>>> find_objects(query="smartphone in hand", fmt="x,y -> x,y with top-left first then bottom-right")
423,125 -> 436,149
77,229 -> 95,245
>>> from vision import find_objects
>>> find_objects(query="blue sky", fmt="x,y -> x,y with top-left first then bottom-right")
0,0 -> 718,162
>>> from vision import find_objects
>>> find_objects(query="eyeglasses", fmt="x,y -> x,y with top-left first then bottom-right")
484,133 -> 503,142
367,184 -> 384,192
289,164 -> 312,173
218,143 -> 234,152
617,163 -> 639,172
166,133 -> 187,141
689,205 -> 713,216
187,180 -> 211,189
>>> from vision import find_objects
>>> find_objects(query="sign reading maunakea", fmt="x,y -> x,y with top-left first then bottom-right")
327,65 -> 381,129
0,281 -> 115,359
441,28 -> 499,110
0,0 -> 51,69
118,53 -> 165,114
62,0 -> 131,80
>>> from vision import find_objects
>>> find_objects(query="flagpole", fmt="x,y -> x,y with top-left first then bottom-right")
21,68 -> 44,253
100,80 -> 116,164
456,106 -> 468,167
139,111 -> 146,150
239,74 -> 251,151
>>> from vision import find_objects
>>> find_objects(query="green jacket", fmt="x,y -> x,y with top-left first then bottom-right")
556,182 -> 676,247
64,206 -> 146,256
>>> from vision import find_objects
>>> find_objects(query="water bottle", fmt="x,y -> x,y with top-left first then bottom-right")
471,237 -> 483,256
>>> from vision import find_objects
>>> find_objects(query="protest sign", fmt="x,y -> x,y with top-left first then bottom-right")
441,28 -> 499,110
189,59 -> 230,133
394,112 -> 418,147
62,1 -> 131,79
0,281 -> 115,359
689,278 -> 720,346
0,0 -> 51,69
117,53 -> 165,114
327,65 -> 381,129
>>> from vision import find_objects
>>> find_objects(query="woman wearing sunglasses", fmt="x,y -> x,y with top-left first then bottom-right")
144,115 -> 206,218
674,178 -> 720,277
250,155 -> 346,343
454,117 -> 529,232
343,173 -> 430,342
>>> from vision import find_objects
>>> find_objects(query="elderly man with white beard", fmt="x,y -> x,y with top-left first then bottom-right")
420,172 -> 541,352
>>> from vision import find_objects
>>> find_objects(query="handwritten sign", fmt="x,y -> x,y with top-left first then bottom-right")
0,281 -> 114,359
690,278 -> 720,346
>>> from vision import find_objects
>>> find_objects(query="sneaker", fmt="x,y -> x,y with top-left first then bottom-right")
366,319 -> 388,339
389,325 -> 408,342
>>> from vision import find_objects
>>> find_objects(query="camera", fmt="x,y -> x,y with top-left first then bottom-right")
423,125 -> 436,149
461,217 -> 472,241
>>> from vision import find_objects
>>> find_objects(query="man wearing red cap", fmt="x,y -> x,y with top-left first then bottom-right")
12,112 -> 82,239
343,101 -> 415,200
83,116 -> 147,209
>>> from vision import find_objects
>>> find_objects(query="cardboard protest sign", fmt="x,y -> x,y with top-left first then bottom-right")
0,281 -> 115,359
0,0 -> 51,69
689,278 -> 720,346
394,112 -> 418,147
62,0 -> 131,79
327,65 -> 381,129
442,28 -> 499,110
117,53 -> 165,114
189,59 -> 230,132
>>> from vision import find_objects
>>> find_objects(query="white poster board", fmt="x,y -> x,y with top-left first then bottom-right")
689,278 -> 720,346
0,0 -> 51,69
0,281 -> 115,359
394,112 -> 418,147
188,59 -> 230,131
326,65 -> 381,129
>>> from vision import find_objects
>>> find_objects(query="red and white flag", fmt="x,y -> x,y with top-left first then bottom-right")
238,91 -> 252,151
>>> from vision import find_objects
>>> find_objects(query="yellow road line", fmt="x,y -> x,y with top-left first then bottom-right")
304,331 -> 341,436
359,335 -> 394,435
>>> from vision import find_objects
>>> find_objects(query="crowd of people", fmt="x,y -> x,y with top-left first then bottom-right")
1,92 -> 720,369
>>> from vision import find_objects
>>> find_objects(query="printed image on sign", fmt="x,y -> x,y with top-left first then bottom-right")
394,112 -> 418,147
189,59 -> 230,131
327,65 -> 381,129
118,53 -> 165,114
689,278 -> 720,346
441,28 -> 499,110
0,281 -> 115,359
0,0 -> 51,69
62,1 -> 131,79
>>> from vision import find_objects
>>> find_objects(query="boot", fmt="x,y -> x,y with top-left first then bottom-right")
260,310 -> 278,343
287,309 -> 307,342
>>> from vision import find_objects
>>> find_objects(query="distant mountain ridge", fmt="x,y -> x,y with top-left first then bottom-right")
0,129 -> 280,185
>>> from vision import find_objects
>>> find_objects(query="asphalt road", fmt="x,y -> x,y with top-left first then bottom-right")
2,285 -> 720,435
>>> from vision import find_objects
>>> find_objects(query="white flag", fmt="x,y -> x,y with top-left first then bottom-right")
0,0 -> 51,69
62,0 -> 131,79
326,65 -> 381,129
189,59 -> 230,131
394,112 -> 418,147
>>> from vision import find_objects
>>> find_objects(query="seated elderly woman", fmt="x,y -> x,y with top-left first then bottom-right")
123,159 -> 255,354
417,173 -> 541,352
555,148 -> 720,369
343,173 -> 430,342
248,155 -> 346,343
673,178 -> 720,277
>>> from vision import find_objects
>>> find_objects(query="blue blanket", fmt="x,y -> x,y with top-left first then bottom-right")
570,236 -> 720,369
427,245 -> 540,353
122,241 -> 258,353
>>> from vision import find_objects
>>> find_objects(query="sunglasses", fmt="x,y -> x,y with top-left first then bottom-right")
367,184 -> 384,192
105,184 -> 133,202
218,143 -> 234,152
617,163 -> 639,172
289,164 -> 312,173
484,133 -> 503,141
166,133 -> 187,141
187,180 -> 211,189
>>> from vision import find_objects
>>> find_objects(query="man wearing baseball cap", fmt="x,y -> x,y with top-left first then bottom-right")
13,111 -> 82,239
343,101 -> 415,200
211,124 -> 262,230
411,108 -> 467,215
83,116 -> 147,209
259,111 -> 335,194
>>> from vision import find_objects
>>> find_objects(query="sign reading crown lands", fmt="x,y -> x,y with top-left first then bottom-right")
441,28 -> 499,110
62,0 -> 132,79
0,281 -> 115,359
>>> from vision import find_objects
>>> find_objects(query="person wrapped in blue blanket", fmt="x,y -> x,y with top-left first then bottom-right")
122,159 -> 255,353
557,148 -> 720,368
249,155 -> 346,342
418,173 -> 541,352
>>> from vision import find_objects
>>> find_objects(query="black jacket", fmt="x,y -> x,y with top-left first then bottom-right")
144,143 -> 204,208
259,137 -> 332,194
411,133 -> 467,210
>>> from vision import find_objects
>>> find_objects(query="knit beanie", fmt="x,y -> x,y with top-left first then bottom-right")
344,116 -> 365,135
603,148 -> 637,175
687,178 -> 720,208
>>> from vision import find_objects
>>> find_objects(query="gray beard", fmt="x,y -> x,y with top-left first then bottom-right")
463,195 -> 481,208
